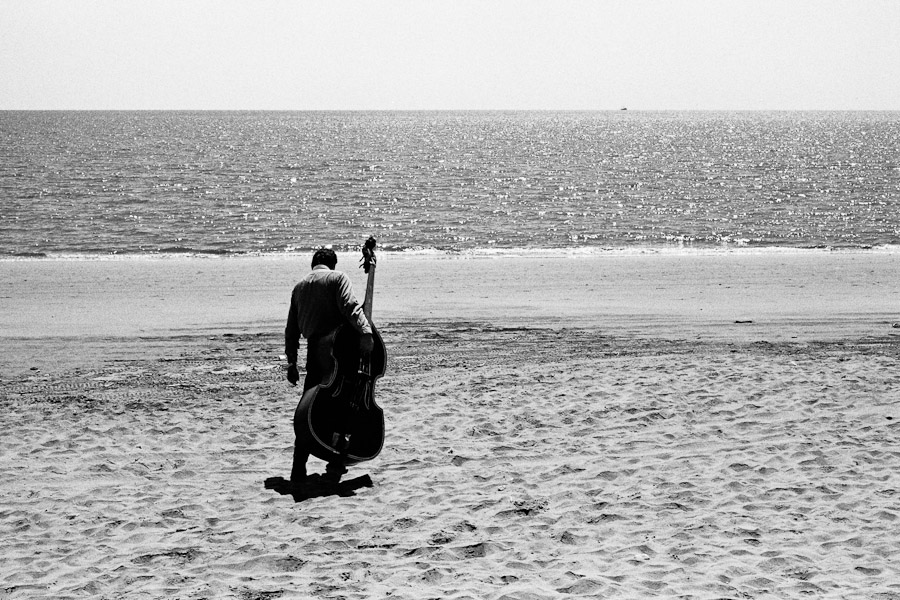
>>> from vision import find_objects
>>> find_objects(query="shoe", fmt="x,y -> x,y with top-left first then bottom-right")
322,463 -> 348,483
322,471 -> 342,484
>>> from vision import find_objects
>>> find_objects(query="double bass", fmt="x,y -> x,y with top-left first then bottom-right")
293,236 -> 386,465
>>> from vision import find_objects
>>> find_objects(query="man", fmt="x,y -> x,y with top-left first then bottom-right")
285,247 -> 374,484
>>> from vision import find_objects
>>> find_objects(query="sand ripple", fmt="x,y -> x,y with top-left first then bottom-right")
2,326 -> 899,598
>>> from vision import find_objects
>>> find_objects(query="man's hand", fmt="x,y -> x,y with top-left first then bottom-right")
287,363 -> 299,385
359,333 -> 375,355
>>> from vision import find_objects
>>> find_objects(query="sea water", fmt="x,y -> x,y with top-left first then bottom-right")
1,110 -> 898,257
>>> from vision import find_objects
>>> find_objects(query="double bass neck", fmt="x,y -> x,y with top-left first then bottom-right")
361,236 -> 377,323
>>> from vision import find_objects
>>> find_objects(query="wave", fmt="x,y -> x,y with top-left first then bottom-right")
155,246 -> 236,255
4,243 -> 900,261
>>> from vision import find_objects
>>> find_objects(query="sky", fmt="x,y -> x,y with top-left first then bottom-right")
2,0 -> 899,111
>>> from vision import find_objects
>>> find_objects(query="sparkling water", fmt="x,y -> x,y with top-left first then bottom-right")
2,110 -> 898,256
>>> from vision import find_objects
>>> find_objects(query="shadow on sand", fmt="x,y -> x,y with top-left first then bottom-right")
264,473 -> 374,502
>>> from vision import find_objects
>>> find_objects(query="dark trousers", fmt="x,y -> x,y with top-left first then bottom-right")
290,341 -> 347,481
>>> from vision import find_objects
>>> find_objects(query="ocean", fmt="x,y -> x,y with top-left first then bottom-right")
1,110 -> 898,257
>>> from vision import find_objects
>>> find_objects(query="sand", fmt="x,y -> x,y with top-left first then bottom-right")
2,251 -> 900,599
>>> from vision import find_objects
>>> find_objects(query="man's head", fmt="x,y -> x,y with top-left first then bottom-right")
311,248 -> 338,269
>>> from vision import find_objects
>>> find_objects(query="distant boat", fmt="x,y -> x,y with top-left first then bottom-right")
620,107 -> 627,111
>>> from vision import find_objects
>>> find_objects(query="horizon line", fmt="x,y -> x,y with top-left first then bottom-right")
3,107 -> 899,113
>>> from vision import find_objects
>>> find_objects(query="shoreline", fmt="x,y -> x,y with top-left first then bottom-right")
3,250 -> 898,375
3,250 -> 898,335
3,242 -> 900,261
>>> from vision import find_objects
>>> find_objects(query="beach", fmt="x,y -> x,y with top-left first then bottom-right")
2,252 -> 900,598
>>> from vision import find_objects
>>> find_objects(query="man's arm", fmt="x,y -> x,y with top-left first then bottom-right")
335,273 -> 375,354
335,273 -> 372,335
285,288 -> 301,382
285,291 -> 299,364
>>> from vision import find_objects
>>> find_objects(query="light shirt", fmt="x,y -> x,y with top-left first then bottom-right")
284,265 -> 372,364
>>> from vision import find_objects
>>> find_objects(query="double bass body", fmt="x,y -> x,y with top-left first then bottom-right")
294,324 -> 386,464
